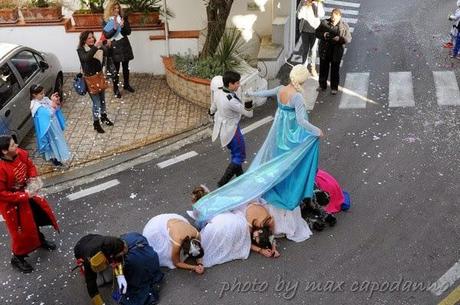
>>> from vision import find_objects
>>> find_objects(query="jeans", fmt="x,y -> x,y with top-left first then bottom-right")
319,59 -> 341,90
301,32 -> 318,66
88,91 -> 106,121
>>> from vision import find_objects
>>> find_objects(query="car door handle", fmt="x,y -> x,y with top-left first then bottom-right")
5,110 -> 10,117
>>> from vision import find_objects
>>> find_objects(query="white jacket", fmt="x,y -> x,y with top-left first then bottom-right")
210,89 -> 253,147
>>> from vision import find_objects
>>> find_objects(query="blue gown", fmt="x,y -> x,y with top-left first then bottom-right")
193,86 -> 321,223
31,98 -> 71,163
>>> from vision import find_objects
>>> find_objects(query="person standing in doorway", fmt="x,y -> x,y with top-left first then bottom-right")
315,8 -> 352,95
297,0 -> 325,77
210,71 -> 253,187
103,0 -> 135,98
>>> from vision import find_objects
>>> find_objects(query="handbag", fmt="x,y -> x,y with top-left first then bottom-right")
73,73 -> 87,96
84,72 -> 109,95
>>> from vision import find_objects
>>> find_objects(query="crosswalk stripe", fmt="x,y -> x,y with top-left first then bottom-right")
339,72 -> 369,109
350,27 -> 354,33
433,71 -> 460,106
67,179 -> 120,201
324,7 -> 359,15
325,16 -> 358,24
157,151 -> 199,169
302,76 -> 320,110
324,0 -> 361,8
389,72 -> 415,107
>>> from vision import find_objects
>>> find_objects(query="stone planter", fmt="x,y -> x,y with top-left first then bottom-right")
72,12 -> 103,30
128,11 -> 160,28
0,7 -> 19,24
162,56 -> 210,109
22,6 -> 63,23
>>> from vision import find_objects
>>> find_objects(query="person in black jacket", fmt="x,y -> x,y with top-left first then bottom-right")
103,1 -> 135,98
77,31 -> 114,133
74,234 -> 128,305
315,8 -> 352,95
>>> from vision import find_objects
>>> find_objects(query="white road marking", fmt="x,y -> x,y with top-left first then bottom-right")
324,0 -> 361,8
242,116 -> 274,134
157,151 -> 199,169
433,71 -> 460,106
389,72 -> 415,107
0,215 -> 4,222
67,179 -> 120,201
324,7 -> 359,15
430,261 -> 460,296
339,72 -> 370,109
303,76 -> 320,110
350,27 -> 354,33
325,16 -> 358,24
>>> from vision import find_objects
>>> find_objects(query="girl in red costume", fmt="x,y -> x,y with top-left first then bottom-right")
0,135 -> 59,273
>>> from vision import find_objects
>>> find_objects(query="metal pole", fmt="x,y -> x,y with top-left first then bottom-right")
163,0 -> 170,56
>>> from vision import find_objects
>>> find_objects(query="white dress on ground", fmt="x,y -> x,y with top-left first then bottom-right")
142,213 -> 189,269
200,212 -> 251,268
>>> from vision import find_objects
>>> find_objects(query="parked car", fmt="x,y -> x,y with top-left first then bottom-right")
0,42 -> 63,144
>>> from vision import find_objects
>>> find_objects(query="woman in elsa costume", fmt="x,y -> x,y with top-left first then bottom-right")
30,85 -> 71,166
193,65 -> 323,233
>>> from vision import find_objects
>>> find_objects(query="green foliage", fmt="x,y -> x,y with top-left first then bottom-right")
79,0 -> 104,12
119,0 -> 174,17
0,0 -> 16,9
174,28 -> 247,80
29,0 -> 60,8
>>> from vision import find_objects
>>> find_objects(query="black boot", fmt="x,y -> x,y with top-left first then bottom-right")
234,164 -> 244,177
217,163 -> 239,187
11,255 -> 33,273
100,113 -> 114,126
93,120 -> 105,133
124,84 -> 135,93
113,83 -> 122,98
50,158 -> 63,166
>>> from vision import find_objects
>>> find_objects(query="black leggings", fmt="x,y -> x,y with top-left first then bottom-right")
113,61 -> 130,88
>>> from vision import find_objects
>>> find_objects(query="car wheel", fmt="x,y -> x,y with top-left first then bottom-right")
54,74 -> 64,101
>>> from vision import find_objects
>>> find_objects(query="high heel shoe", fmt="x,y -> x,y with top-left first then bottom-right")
100,114 -> 114,126
93,120 -> 105,133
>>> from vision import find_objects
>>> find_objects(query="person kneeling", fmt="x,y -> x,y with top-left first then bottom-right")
143,213 -> 205,274
245,203 -> 280,258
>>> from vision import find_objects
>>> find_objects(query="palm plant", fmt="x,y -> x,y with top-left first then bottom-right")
79,0 -> 104,13
119,0 -> 174,18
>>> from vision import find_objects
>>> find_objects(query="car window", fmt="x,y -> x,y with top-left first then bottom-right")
0,63 -> 21,109
10,50 -> 40,83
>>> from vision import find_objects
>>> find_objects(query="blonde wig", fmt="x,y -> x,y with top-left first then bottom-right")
104,0 -> 122,21
289,64 -> 309,92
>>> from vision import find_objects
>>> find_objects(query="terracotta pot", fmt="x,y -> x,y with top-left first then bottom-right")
128,11 -> 160,28
72,12 -> 103,30
22,6 -> 63,23
0,8 -> 19,24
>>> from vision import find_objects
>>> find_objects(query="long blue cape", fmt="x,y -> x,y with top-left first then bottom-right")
33,106 -> 66,154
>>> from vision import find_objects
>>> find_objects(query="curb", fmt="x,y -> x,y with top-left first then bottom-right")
42,124 -> 211,194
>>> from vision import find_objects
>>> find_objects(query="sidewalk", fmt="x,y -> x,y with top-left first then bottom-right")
21,74 -> 209,178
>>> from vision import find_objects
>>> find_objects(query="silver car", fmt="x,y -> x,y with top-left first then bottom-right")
0,42 -> 63,144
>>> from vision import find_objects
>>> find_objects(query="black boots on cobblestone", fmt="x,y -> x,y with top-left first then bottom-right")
93,120 -> 105,133
124,84 -> 135,93
11,255 -> 33,273
100,113 -> 114,126
217,163 -> 244,187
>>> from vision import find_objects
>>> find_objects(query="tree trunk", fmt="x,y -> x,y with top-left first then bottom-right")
200,0 -> 234,59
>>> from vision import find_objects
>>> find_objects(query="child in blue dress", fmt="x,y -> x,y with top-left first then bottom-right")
30,85 -> 71,166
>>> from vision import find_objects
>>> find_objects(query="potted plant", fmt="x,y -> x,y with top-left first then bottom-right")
22,0 -> 63,23
119,0 -> 174,28
72,0 -> 104,29
0,0 -> 19,24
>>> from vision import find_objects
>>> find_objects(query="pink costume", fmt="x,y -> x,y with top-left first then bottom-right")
315,169 -> 344,214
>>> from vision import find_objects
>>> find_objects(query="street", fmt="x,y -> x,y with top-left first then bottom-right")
0,0 -> 459,304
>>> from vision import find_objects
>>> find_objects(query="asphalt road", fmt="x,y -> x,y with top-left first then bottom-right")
0,0 -> 459,304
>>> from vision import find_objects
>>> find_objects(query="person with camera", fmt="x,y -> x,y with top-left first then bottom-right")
297,0 -> 325,77
103,1 -> 135,98
77,31 -> 114,134
0,135 -> 59,273
315,8 -> 352,95
209,71 -> 254,187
